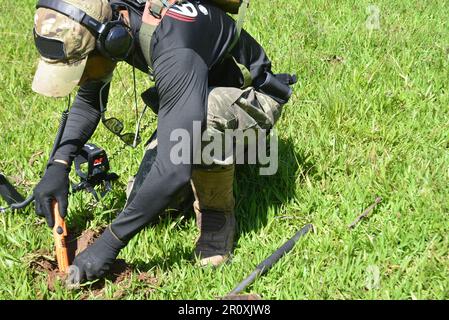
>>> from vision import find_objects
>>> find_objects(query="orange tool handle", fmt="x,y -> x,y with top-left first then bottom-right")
52,200 -> 70,273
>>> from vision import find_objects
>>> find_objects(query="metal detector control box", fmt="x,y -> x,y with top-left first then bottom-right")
72,144 -> 118,200
74,144 -> 110,181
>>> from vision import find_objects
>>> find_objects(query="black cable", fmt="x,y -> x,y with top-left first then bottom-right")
132,63 -> 140,147
108,60 -> 155,163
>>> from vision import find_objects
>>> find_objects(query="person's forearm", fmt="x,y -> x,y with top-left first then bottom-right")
52,81 -> 110,165
52,102 -> 101,165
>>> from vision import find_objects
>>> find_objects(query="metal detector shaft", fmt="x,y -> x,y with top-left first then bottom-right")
229,223 -> 313,295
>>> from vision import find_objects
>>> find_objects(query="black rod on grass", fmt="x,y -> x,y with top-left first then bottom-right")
229,223 -> 313,296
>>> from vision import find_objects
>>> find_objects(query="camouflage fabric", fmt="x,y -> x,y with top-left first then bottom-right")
32,0 -> 112,97
203,86 -> 282,165
207,86 -> 282,133
34,0 -> 112,62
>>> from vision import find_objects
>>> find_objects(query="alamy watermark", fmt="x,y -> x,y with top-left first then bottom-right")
66,265 -> 80,289
169,121 -> 279,176
366,5 -> 381,30
365,265 -> 380,290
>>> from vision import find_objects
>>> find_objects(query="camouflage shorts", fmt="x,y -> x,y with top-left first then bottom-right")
203,86 -> 282,165
206,86 -> 282,134
126,86 -> 282,202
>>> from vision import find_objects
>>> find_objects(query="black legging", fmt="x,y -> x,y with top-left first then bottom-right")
111,48 -> 208,241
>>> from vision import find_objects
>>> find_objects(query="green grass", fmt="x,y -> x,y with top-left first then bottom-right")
0,0 -> 448,300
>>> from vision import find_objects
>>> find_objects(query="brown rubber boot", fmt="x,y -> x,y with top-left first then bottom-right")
191,165 -> 236,267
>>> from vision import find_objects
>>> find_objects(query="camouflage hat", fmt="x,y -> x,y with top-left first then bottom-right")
32,0 -> 112,97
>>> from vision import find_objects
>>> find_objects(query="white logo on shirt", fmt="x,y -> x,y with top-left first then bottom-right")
170,2 -> 198,18
198,5 -> 209,16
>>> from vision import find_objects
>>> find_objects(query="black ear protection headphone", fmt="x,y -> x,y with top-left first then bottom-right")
35,0 -> 134,61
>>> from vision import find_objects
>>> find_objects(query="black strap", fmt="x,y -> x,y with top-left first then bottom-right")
110,0 -> 146,16
36,0 -> 106,35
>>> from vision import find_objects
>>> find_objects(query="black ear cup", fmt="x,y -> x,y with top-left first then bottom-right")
36,0 -> 134,61
97,21 -> 134,61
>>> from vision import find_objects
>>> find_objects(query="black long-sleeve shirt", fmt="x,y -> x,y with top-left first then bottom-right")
53,0 -> 273,241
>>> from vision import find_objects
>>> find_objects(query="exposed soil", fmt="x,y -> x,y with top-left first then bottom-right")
28,229 -> 136,295
66,228 -> 101,262
29,228 -> 161,299
107,259 -> 133,284
137,272 -> 159,287
79,258 -> 133,299
28,251 -> 66,291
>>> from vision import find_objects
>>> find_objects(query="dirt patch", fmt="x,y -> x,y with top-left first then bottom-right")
68,229 -> 134,286
29,229 -> 135,295
75,229 -> 100,254
137,272 -> 159,287
108,259 -> 133,284
28,228 -> 163,299
66,228 -> 102,263
28,251 -> 66,291
78,259 -> 133,299
28,251 -> 55,272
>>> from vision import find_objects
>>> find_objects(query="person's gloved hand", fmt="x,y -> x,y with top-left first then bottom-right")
33,161 -> 70,228
71,227 -> 126,283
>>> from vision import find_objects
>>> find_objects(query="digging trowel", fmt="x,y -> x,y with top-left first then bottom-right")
52,200 -> 70,273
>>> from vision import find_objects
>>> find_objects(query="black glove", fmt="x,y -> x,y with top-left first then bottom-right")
33,161 -> 70,228
71,227 -> 126,283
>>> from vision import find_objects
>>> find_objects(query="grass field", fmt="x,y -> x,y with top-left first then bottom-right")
0,0 -> 448,300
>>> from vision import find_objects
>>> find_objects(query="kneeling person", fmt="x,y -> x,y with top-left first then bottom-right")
31,0 -> 296,281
